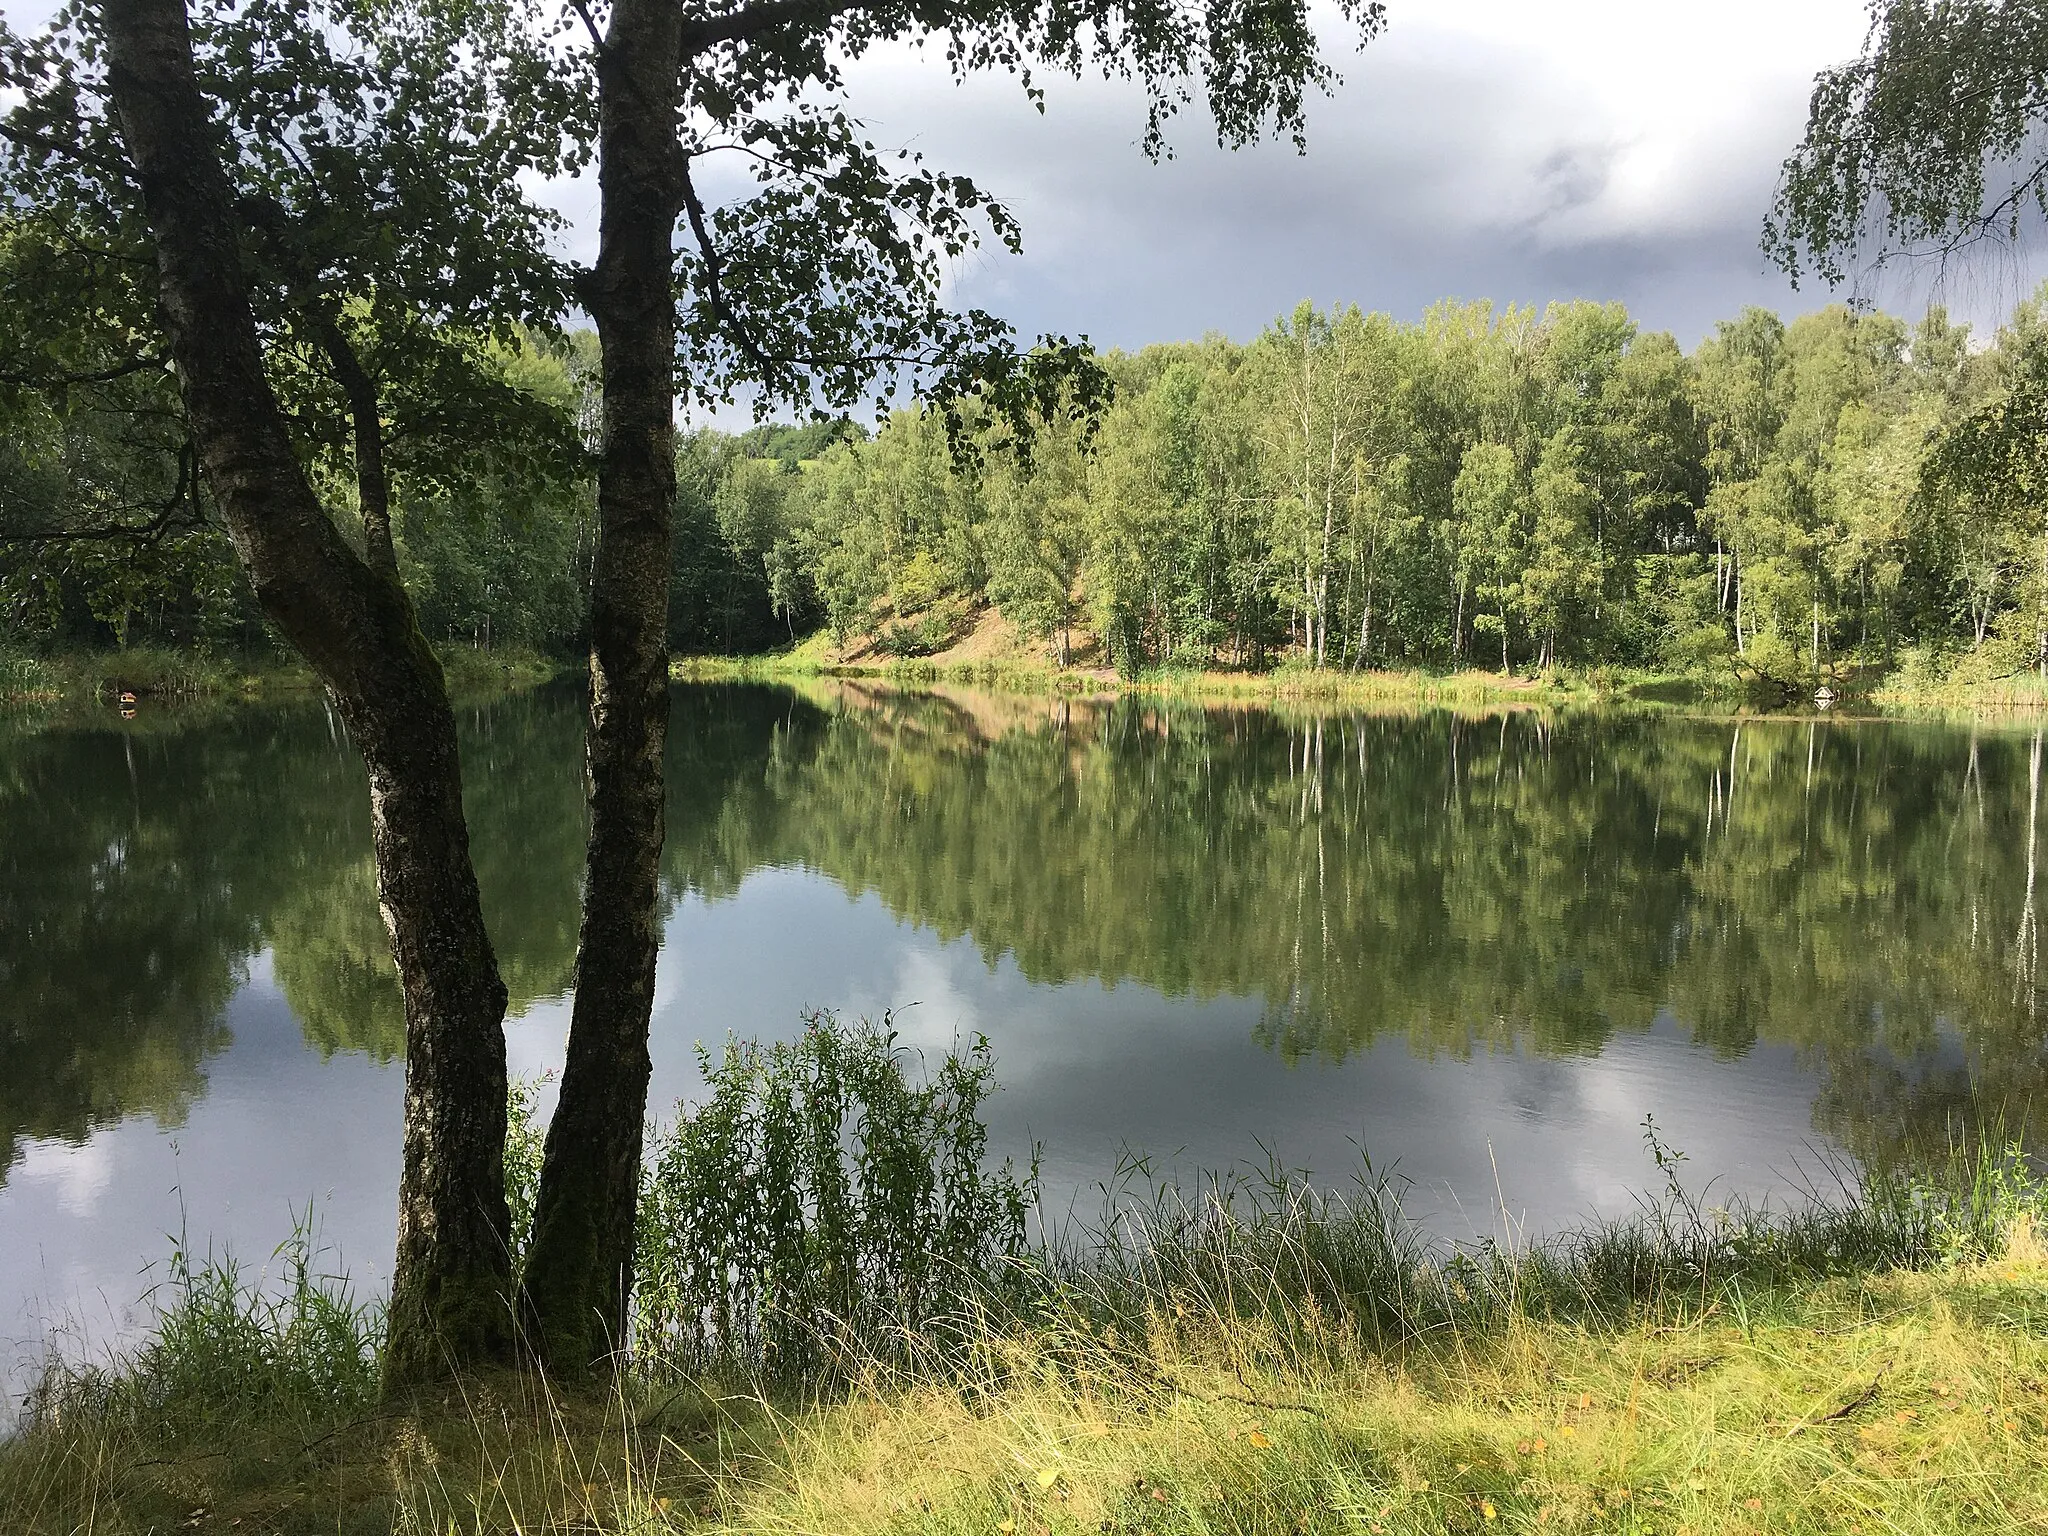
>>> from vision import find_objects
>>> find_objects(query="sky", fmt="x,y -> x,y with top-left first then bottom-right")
629,0 -> 2048,355
12,0 -> 2044,351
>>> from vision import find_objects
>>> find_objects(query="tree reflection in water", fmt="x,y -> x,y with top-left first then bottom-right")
2,682 -> 2043,1188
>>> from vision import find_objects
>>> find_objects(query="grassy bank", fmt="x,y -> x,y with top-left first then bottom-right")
681,647 -> 2048,719
1871,669 -> 2048,713
672,651 -> 1710,711
0,644 -> 564,707
6,1023 -> 2046,1532
10,1244 -> 2047,1535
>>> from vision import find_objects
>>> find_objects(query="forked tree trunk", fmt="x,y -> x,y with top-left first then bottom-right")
315,317 -> 399,578
517,0 -> 680,1373
101,0 -> 515,1388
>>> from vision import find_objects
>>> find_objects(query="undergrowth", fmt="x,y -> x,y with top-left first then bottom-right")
0,650 -> 60,701
6,1016 -> 2047,1534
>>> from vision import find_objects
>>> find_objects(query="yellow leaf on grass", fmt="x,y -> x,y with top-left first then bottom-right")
1248,1431 -> 1274,1449
1037,1468 -> 1060,1490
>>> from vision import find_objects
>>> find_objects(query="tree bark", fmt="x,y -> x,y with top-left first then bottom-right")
315,316 -> 400,578
101,0 -> 515,1389
518,0 -> 680,1373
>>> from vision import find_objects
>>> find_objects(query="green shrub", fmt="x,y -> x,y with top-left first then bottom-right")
504,1072 -> 551,1272
631,1011 -> 1037,1383
875,618 -> 935,657
873,595 -> 973,657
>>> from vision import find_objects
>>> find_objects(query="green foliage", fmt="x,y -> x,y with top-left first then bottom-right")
0,0 -> 593,658
632,1011 -> 1036,1384
1769,0 -> 2048,284
676,288 -> 2048,693
1905,1136 -> 2048,1267
505,1074 -> 549,1270
656,0 -> 1387,442
20,254 -> 2048,692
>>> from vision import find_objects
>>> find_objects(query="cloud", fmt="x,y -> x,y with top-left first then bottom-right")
19,0 -> 2041,354
774,0 -> 2042,349
10,1138 -> 115,1213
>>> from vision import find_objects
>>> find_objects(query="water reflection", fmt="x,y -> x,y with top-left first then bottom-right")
2,684 -> 2044,1197
0,695 -> 585,1104
661,683 -> 2048,1170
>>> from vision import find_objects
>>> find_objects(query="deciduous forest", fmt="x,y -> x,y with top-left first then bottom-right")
701,296 -> 2043,687
20,290 -> 2048,692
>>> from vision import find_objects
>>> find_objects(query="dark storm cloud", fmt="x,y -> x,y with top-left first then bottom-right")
790,0 -> 2044,350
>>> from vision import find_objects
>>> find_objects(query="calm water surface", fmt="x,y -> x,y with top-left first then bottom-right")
3,681 -> 2043,1391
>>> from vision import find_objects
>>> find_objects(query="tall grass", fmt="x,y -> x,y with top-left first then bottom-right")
1024,1117 -> 2045,1377
0,650 -> 60,701
20,1219 -> 380,1446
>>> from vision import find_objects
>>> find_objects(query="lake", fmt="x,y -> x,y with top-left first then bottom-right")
3,679 -> 2042,1395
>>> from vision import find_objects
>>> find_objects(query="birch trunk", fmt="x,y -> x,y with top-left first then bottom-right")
518,0 -> 681,1373
102,0 -> 514,1387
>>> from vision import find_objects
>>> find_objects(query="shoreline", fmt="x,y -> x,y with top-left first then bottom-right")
0,646 -> 564,712
675,653 -> 1689,706
15,644 -> 2048,721
676,651 -> 2048,718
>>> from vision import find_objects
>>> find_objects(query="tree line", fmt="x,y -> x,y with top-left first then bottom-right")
23,288 -> 2048,697
686,291 -> 2048,689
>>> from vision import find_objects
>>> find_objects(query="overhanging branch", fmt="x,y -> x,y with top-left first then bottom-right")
0,443 -> 201,546
0,120 -> 128,177
678,151 -> 780,379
